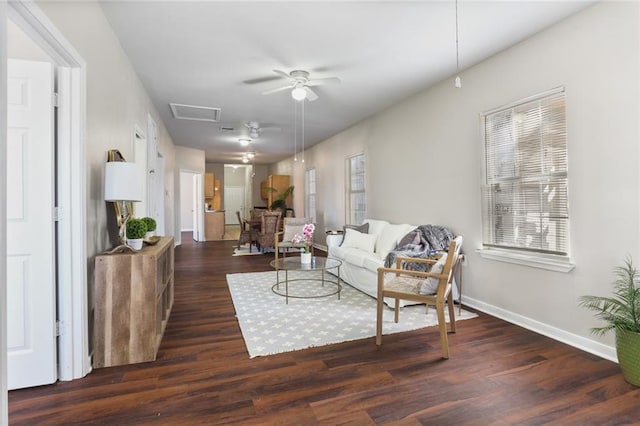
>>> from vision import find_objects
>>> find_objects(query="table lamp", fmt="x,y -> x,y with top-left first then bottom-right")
104,161 -> 143,248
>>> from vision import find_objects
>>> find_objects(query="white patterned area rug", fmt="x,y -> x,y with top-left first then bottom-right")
226,270 -> 478,358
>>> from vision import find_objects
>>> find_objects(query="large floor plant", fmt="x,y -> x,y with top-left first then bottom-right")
579,257 -> 640,386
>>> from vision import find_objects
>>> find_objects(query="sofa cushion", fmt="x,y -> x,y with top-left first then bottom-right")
329,245 -> 347,260
340,223 -> 369,246
420,252 -> 448,295
343,222 -> 369,234
363,219 -> 389,237
341,228 -> 376,253
344,249 -> 368,267
363,254 -> 384,274
376,224 -> 417,260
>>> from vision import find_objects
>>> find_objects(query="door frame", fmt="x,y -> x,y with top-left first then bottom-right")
4,0 -> 89,395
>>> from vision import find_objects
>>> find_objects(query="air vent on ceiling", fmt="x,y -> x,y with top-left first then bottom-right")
169,103 -> 221,122
220,126 -> 235,132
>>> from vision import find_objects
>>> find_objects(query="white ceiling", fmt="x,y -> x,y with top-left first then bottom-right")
99,1 -> 594,165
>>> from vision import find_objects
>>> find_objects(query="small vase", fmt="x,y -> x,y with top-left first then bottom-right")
127,238 -> 144,251
145,230 -> 155,239
300,252 -> 312,264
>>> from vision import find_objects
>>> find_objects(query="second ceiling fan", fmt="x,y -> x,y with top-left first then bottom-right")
262,69 -> 340,101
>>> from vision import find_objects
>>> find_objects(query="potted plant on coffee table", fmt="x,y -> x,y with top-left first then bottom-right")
125,218 -> 147,251
579,256 -> 640,386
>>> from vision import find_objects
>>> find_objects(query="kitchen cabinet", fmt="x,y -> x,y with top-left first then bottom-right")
205,172 -> 215,198
93,237 -> 174,368
205,210 -> 225,240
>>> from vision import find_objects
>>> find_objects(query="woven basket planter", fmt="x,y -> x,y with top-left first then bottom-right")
616,329 -> 640,387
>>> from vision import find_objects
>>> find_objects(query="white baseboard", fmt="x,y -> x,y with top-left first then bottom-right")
462,296 -> 617,363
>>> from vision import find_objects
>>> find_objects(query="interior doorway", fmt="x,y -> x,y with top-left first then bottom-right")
224,164 -> 253,223
4,0 -> 89,396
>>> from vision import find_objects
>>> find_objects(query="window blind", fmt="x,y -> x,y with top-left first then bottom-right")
481,89 -> 569,256
347,154 -> 366,224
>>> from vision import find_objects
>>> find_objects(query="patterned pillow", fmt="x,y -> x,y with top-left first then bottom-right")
419,253 -> 448,295
283,224 -> 305,242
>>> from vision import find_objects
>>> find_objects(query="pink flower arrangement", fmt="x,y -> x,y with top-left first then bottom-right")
292,223 -> 315,253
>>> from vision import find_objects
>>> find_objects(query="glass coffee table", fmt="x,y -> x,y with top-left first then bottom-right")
270,256 -> 342,304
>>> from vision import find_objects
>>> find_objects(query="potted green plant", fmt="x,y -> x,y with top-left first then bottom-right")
266,185 -> 294,212
141,217 -> 157,238
579,257 -> 640,386
125,218 -> 147,250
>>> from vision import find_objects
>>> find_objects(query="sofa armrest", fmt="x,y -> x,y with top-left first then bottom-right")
326,234 -> 344,249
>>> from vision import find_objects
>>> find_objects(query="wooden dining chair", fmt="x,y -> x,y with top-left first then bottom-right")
376,236 -> 463,359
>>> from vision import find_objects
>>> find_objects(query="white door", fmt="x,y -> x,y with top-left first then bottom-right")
193,174 -> 203,241
225,186 -> 245,225
7,59 -> 57,389
147,115 -> 158,225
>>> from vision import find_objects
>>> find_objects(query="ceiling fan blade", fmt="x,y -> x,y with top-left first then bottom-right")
272,69 -> 292,80
262,84 -> 294,95
305,86 -> 319,101
308,76 -> 341,86
243,75 -> 283,85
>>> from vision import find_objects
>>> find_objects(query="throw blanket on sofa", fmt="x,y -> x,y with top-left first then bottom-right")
384,224 -> 455,271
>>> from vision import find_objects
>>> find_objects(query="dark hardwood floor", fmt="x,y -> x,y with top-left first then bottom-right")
9,234 -> 640,424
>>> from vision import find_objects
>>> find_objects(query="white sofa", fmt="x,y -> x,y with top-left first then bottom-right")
327,219 -> 460,307
327,219 -> 417,307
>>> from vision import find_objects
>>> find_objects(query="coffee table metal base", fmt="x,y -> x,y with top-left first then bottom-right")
269,257 -> 343,304
271,271 -> 341,303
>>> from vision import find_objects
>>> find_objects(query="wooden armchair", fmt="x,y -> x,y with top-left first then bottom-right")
376,236 -> 463,359
275,217 -> 314,262
255,212 -> 281,253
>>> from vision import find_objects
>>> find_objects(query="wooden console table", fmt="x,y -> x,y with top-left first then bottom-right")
93,236 -> 174,368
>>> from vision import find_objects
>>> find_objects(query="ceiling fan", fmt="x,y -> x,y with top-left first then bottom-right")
261,69 -> 341,101
220,121 -> 280,139
244,121 -> 280,139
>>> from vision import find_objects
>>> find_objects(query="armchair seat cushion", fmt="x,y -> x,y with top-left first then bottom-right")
385,276 -> 423,295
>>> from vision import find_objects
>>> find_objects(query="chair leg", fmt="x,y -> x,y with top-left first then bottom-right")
394,299 -> 400,323
447,291 -> 457,333
436,302 -> 450,359
376,293 -> 383,346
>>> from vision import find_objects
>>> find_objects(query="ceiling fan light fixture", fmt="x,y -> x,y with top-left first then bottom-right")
291,85 -> 307,101
239,138 -> 251,146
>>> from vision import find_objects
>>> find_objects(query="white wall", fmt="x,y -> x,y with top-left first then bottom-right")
274,2 -> 640,358
179,172 -> 194,231
34,0 -> 177,345
0,2 -> 7,422
175,146 -> 205,242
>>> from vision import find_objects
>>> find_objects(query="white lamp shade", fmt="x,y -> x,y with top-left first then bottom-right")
104,161 -> 143,202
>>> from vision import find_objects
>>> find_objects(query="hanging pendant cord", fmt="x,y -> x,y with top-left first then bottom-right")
455,0 -> 460,75
293,98 -> 298,161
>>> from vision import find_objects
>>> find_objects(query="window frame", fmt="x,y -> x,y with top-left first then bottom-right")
478,87 -> 574,272
304,167 -> 316,222
346,153 -> 366,225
